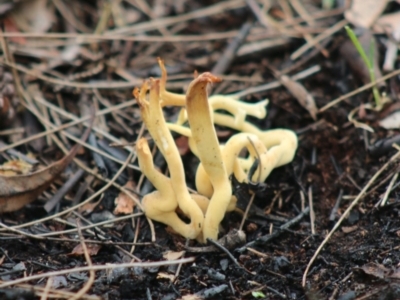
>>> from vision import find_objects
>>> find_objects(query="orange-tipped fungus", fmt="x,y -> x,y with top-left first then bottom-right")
134,79 -> 205,239
185,73 -> 233,242
135,59 -> 298,242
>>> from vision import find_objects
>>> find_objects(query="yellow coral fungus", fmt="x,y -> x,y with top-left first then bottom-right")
135,59 -> 298,242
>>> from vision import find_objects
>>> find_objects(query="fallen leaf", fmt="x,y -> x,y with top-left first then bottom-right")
0,159 -> 34,176
69,243 -> 102,256
0,112 -> 94,213
345,0 -> 389,28
78,197 -> 102,215
156,272 -> 175,282
379,111 -> 400,129
341,225 -> 358,233
355,262 -> 389,279
113,180 -> 137,215
162,250 -> 184,261
11,0 -> 54,33
277,74 -> 317,120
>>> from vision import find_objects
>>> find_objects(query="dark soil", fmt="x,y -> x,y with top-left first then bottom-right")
1,1 -> 400,300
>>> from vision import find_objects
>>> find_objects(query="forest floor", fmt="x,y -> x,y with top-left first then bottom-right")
1,1 -> 400,299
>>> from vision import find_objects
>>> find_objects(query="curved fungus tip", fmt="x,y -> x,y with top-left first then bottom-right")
133,87 -> 140,99
196,72 -> 222,84
136,138 -> 150,155
148,78 -> 161,95
135,81 -> 151,110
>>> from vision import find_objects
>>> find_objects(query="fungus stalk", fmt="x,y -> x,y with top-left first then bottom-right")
186,73 -> 232,242
135,79 -> 204,239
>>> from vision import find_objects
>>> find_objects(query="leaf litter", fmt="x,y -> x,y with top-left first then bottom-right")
1,1 -> 400,299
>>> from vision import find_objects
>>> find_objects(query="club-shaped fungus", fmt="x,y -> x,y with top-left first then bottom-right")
134,79 -> 205,239
135,59 -> 298,242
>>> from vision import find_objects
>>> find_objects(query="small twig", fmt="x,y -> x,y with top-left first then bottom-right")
44,168 -> 85,212
308,186 -> 315,235
72,211 -> 141,262
0,141 -> 38,165
40,277 -> 52,300
211,21 -> 253,75
238,207 -> 310,252
4,282 -> 100,300
206,238 -> 253,275
70,222 -> 95,300
329,189 -> 343,222
231,65 -> 320,98
319,68 -> 400,112
302,147 -> 400,287
0,257 -> 196,288
291,19 -> 348,60
239,136 -> 262,231
378,172 -> 399,207
239,193 -> 255,231
172,239 -> 189,283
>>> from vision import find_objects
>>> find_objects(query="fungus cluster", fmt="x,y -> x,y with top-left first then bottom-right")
134,59 -> 298,243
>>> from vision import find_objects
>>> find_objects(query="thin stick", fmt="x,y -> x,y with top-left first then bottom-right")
206,238 -> 251,274
211,21 -> 253,75
238,207 -> 310,252
0,258 -> 195,288
380,172 -> 398,207
231,65 -> 320,98
20,282 -> 100,300
319,68 -> 400,112
302,148 -> 400,287
40,277 -> 52,300
239,193 -> 255,231
239,136 -> 262,231
308,186 -> 315,235
291,19 -> 348,60
70,223 -> 95,300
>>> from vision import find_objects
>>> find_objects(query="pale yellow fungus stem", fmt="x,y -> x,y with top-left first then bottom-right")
135,80 -> 204,239
186,73 -> 232,242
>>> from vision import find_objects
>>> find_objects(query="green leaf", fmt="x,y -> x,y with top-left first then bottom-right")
252,291 -> 266,298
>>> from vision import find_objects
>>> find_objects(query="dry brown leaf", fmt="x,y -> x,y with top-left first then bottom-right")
69,243 -> 102,256
355,262 -> 389,279
341,225 -> 358,233
156,272 -> 175,282
0,145 -> 81,212
0,112 -> 94,213
278,74 -> 317,120
0,159 -> 33,176
113,180 -> 137,215
78,197 -> 102,215
345,0 -> 389,28
162,250 -> 185,261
